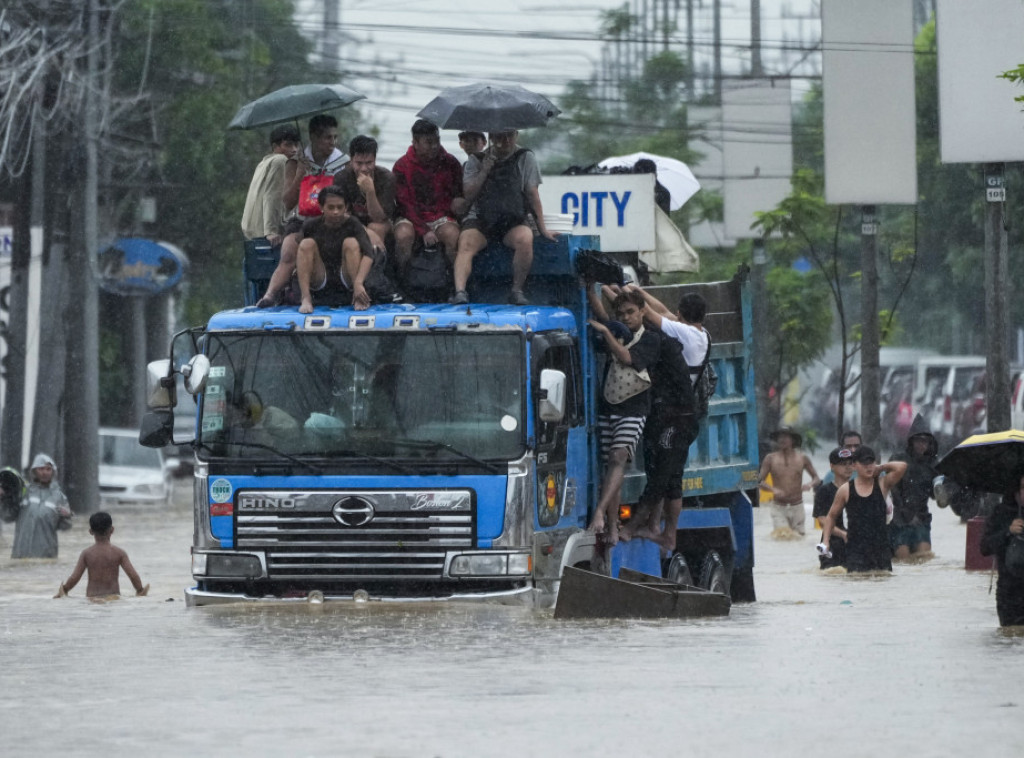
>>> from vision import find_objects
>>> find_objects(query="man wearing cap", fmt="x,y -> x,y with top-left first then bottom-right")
820,447 -> 907,573
813,447 -> 854,569
241,124 -> 301,248
758,427 -> 821,538
887,414 -> 939,561
450,129 -> 558,306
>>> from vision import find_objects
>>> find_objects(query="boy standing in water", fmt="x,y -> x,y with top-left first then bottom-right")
55,512 -> 148,599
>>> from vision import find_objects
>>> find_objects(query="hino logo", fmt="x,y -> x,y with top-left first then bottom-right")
332,496 -> 376,527
240,494 -> 304,509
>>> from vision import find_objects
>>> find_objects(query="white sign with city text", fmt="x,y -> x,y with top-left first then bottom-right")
539,175 -> 656,252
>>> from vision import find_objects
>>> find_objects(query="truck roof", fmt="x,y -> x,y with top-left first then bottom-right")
205,302 -> 581,334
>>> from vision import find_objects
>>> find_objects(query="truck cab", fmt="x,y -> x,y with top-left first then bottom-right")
142,234 -> 759,606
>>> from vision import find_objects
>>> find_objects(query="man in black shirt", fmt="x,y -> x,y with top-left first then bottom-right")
296,186 -> 396,313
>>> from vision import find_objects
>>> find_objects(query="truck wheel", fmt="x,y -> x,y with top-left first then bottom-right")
699,551 -> 730,595
730,566 -> 756,603
664,554 -> 694,587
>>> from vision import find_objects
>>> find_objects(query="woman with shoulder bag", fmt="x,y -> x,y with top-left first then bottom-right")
980,471 -> 1024,627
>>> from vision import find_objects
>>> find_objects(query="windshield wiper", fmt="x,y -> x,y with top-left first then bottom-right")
322,449 -> 414,475
391,438 -> 502,474
195,440 -> 323,473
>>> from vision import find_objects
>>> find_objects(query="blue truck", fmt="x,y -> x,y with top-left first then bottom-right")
140,234 -> 759,606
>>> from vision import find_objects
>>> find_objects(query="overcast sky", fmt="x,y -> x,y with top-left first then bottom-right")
293,0 -> 822,166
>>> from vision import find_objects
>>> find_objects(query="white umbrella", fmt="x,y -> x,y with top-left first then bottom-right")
597,152 -> 701,211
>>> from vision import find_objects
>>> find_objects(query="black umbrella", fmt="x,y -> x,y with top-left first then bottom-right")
416,83 -> 561,132
227,83 -> 366,130
935,430 -> 1024,494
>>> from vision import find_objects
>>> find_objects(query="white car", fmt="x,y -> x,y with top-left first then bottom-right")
99,428 -> 173,506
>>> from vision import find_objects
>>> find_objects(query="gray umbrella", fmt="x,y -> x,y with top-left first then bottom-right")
227,83 -> 366,130
416,83 -> 561,132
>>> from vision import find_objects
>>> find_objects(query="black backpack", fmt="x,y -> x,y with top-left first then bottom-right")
693,333 -> 718,420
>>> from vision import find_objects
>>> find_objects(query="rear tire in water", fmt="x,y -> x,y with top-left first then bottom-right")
699,551 -> 729,595
664,553 -> 694,587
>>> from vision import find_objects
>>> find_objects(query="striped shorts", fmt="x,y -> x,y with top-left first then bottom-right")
598,414 -> 647,463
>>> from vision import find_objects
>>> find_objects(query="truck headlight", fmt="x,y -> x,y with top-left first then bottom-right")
449,552 -> 532,577
204,553 -> 263,578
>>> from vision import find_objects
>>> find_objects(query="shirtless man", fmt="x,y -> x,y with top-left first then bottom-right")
758,427 -> 820,537
55,512 -> 148,599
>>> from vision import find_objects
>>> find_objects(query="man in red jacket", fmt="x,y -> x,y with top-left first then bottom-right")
392,119 -> 464,276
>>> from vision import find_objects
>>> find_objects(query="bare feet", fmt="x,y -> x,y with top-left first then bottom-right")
299,297 -> 313,314
587,517 -> 606,534
607,519 -> 620,546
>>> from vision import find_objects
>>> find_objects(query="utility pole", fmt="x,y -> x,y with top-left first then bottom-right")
64,0 -> 101,514
860,206 -> 881,446
751,0 -> 763,77
713,0 -> 722,102
984,163 -> 1011,432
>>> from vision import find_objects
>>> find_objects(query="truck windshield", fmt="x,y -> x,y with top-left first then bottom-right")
196,331 -> 525,463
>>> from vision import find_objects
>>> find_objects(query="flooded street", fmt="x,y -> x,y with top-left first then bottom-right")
3,477 -> 1024,758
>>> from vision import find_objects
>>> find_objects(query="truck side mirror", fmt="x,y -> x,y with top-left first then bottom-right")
538,369 -> 566,423
146,359 -> 173,409
139,409 -> 174,448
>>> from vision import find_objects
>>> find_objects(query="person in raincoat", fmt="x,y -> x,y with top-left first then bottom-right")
887,414 -> 939,561
980,472 -> 1024,627
10,454 -> 72,559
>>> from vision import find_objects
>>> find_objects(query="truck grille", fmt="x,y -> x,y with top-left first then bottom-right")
234,489 -> 475,581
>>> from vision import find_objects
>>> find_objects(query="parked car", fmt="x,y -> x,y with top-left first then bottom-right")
99,427 -> 173,506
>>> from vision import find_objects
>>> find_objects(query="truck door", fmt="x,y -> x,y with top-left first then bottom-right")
532,333 -> 586,528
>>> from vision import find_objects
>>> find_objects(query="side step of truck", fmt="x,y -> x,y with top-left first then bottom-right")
553,566 -> 731,619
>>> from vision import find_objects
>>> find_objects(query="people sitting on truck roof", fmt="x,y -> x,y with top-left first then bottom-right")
241,124 -> 301,249
332,134 -> 396,255
586,288 -> 660,546
296,185 -> 399,314
392,120 -> 464,293
618,287 -> 710,552
449,129 -> 558,306
256,114 -> 349,308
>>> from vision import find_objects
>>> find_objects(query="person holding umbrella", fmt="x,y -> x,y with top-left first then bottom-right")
450,129 -> 558,306
980,473 -> 1024,626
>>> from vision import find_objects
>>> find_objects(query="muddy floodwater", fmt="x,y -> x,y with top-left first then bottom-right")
2,478 -> 1024,758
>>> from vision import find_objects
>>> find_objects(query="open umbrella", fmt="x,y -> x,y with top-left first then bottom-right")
416,83 -> 561,132
227,83 -> 366,130
935,429 -> 1024,494
597,152 -> 701,211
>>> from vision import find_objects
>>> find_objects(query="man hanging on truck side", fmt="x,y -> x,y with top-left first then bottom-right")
619,287 -> 710,552
586,288 -> 661,545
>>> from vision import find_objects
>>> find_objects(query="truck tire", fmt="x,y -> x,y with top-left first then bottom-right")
730,566 -> 756,603
699,551 -> 730,595
664,553 -> 694,587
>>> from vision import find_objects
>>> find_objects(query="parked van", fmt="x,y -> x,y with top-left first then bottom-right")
912,356 -> 985,444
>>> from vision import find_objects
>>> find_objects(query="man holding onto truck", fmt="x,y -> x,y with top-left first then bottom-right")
450,129 -> 557,306
620,288 -> 709,552
586,288 -> 661,545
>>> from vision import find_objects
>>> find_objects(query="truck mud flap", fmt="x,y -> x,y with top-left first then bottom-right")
553,566 -> 730,619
